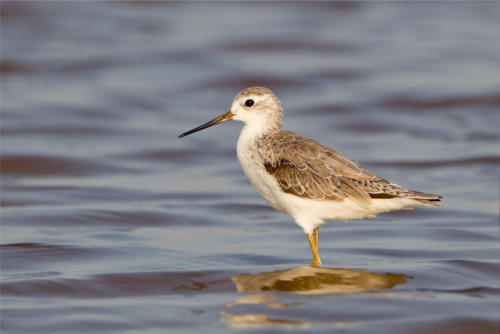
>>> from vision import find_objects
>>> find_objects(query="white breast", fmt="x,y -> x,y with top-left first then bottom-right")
236,125 -> 288,213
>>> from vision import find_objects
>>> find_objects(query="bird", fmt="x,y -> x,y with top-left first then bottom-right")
178,87 -> 441,267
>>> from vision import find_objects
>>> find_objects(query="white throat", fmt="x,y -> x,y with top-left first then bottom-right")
236,122 -> 264,156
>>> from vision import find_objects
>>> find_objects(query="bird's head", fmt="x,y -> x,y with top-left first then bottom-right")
178,87 -> 282,138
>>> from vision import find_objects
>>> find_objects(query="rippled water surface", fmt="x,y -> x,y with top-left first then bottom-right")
1,2 -> 499,333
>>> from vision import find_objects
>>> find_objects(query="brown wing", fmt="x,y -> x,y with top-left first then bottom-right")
257,131 -> 383,202
257,130 -> 442,204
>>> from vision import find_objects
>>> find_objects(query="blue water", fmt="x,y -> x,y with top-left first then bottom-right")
1,2 -> 499,333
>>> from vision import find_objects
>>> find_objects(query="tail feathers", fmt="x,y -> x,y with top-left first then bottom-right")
414,198 -> 441,207
369,187 -> 442,207
400,190 -> 442,207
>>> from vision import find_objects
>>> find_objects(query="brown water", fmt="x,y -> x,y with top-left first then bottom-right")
1,2 -> 499,333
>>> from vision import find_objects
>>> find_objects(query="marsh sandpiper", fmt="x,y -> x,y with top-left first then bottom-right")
179,87 -> 441,266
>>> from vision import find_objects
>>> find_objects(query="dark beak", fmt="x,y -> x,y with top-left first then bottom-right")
178,111 -> 233,138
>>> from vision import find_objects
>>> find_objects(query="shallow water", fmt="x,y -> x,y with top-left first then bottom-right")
1,2 -> 499,333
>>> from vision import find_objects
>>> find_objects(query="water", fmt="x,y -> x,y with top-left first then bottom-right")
1,2 -> 499,333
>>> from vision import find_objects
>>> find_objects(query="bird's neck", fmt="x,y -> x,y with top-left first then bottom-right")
242,117 -> 283,140
237,118 -> 283,153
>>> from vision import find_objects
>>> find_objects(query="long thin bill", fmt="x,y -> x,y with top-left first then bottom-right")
178,111 -> 233,138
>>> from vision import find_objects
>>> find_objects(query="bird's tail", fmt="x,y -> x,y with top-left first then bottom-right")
366,180 -> 442,207
368,182 -> 442,207
406,190 -> 442,207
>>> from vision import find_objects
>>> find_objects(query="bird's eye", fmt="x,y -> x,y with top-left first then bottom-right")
245,99 -> 254,107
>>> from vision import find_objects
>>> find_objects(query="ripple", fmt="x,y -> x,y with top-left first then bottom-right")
314,68 -> 369,81
113,148 -> 222,164
0,57 -> 122,76
379,93 -> 500,110
342,121 -> 397,134
0,208 -> 191,229
0,270 -> 235,298
219,39 -> 358,54
0,60 -> 32,75
365,156 -> 500,168
0,243 -> 107,272
199,76 -> 307,91
300,103 -> 355,115
0,1 -> 41,19
0,155 -> 133,177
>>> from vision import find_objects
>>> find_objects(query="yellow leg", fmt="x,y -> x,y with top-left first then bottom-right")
313,227 -> 319,252
307,233 -> 322,267
314,228 -> 322,266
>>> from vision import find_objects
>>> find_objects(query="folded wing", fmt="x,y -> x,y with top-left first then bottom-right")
258,131 -> 441,205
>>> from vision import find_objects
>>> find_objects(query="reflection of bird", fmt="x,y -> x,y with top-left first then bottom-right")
179,87 -> 442,266
230,266 -> 409,294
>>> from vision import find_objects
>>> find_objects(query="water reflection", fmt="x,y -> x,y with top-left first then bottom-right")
231,266 -> 409,294
222,266 -> 410,328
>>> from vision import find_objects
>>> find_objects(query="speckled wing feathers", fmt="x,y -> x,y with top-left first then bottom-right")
258,130 -> 441,205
